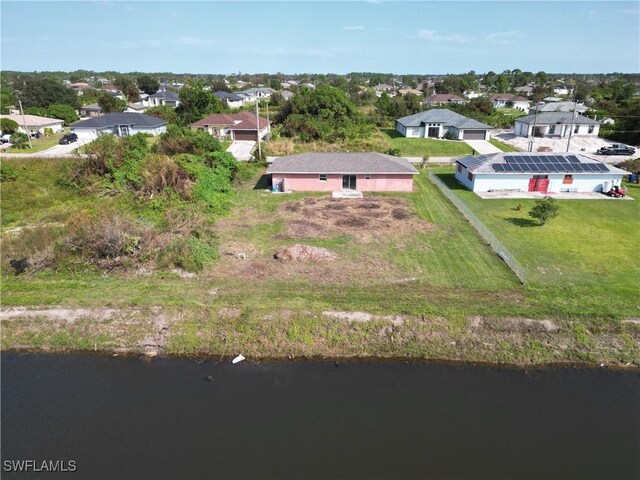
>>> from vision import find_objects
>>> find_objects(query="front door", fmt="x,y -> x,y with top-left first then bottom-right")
342,174 -> 357,190
428,127 -> 439,138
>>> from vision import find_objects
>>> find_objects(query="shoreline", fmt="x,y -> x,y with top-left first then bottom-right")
3,346 -> 639,371
2,305 -> 639,369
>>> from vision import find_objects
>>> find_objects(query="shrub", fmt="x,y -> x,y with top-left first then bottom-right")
386,147 -> 401,156
9,132 -> 29,149
529,197 -> 560,225
140,154 -> 192,198
157,231 -> 218,273
442,131 -> 458,141
67,213 -> 145,260
155,125 -> 221,156
43,128 -> 54,137
1,118 -> 19,134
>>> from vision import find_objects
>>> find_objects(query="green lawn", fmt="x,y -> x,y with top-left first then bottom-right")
381,129 -> 473,157
6,131 -> 66,153
435,169 -> 640,316
497,108 -> 527,119
489,138 -> 520,152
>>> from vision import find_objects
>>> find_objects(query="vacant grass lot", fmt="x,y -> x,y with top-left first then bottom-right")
2,158 -> 638,365
381,129 -> 473,157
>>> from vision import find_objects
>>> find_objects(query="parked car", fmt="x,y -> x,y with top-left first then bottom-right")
59,133 -> 78,145
596,144 -> 635,156
0,134 -> 12,144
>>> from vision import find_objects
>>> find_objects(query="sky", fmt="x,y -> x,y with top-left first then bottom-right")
1,1 -> 639,74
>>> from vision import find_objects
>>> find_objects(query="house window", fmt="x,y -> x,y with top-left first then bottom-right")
563,175 -> 573,184
467,172 -> 473,181
588,125 -> 595,134
548,125 -> 556,134
457,165 -> 463,173
319,174 -> 327,182
364,174 -> 371,180
574,125 -> 579,134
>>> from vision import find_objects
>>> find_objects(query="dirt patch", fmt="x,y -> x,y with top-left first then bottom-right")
469,316 -> 560,333
239,262 -> 272,278
274,245 -> 337,263
279,220 -> 327,239
322,310 -> 405,326
0,307 -> 120,323
278,196 -> 436,241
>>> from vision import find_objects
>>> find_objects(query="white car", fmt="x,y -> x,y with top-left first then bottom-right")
0,134 -> 12,144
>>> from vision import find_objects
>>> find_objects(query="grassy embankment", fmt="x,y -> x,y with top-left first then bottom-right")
1,159 -> 638,365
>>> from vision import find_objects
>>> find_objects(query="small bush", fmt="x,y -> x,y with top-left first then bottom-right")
1,118 -> 19,134
139,154 -> 193,198
9,132 -> 29,149
157,231 -> 218,272
67,213 -> 145,260
442,131 -> 458,141
529,197 -> 560,225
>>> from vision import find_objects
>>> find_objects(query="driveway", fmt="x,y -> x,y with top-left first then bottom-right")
492,130 -> 638,161
226,141 -> 256,161
0,140 -> 86,158
465,140 -> 502,155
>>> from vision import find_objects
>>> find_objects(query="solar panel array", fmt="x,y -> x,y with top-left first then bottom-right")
493,154 -> 609,173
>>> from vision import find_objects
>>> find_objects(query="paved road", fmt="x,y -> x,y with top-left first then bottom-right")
465,140 -> 502,155
0,140 -> 86,158
226,141 -> 256,161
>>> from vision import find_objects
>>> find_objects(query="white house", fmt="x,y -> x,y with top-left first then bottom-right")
529,101 -> 589,114
0,114 -> 64,135
455,152 -> 629,194
242,87 -> 275,99
213,91 -> 246,109
70,112 -> 167,141
488,94 -> 530,113
395,109 -> 492,140
553,86 -> 573,96
513,112 -> 600,138
147,90 -> 180,108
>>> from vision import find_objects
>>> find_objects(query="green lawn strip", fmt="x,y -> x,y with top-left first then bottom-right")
6,131 -> 66,154
380,129 -> 473,157
489,138 -> 520,152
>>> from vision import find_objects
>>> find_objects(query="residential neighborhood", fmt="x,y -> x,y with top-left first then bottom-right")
1,1 -> 639,479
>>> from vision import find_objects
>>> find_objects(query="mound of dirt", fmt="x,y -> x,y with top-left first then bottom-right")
274,244 -> 338,263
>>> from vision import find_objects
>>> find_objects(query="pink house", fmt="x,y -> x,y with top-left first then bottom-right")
266,152 -> 418,192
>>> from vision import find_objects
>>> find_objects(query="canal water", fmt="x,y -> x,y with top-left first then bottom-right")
1,353 -> 638,479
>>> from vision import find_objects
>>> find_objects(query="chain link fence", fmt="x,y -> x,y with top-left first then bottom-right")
427,171 -> 528,284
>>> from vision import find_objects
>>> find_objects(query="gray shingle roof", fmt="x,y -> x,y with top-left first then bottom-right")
213,91 -> 245,101
266,152 -> 419,175
396,109 -> 492,130
71,112 -> 167,129
149,90 -> 179,101
456,152 -> 628,174
515,112 -> 600,125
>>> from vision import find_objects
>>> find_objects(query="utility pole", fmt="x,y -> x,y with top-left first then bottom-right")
566,90 -> 579,152
256,100 -> 262,161
18,100 -> 33,149
529,104 -> 539,152
266,100 -> 270,136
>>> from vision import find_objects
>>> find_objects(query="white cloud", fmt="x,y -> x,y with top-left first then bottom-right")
344,25 -> 365,30
120,39 -> 162,50
416,29 -> 468,43
174,37 -> 216,47
486,30 -> 523,44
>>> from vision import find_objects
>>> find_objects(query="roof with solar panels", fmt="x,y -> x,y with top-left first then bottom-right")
456,152 -> 629,175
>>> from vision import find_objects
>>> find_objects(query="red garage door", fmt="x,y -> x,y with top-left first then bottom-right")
234,131 -> 257,141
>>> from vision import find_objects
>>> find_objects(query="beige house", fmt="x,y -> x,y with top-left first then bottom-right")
0,114 -> 64,135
